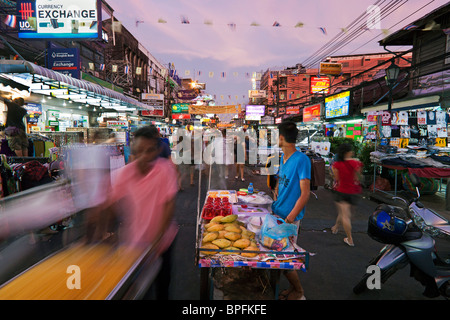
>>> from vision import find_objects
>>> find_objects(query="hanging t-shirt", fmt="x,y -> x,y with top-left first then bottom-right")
272,151 -> 311,221
427,111 -> 436,125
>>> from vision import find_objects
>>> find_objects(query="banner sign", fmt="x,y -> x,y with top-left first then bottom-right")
248,90 -> 267,98
303,104 -> 321,122
17,0 -> 101,39
286,106 -> 300,115
319,62 -> 342,76
325,91 -> 350,119
141,93 -> 164,116
176,89 -> 198,100
310,76 -> 330,94
245,105 -> 265,116
189,105 -> 241,115
47,47 -> 80,79
171,103 -> 190,114
172,113 -> 191,120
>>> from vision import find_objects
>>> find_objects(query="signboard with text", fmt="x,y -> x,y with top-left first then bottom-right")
319,62 -> 343,76
310,76 -> 330,94
303,104 -> 321,122
47,47 -> 80,79
325,91 -> 350,119
286,106 -> 300,115
141,93 -> 164,116
17,0 -> 101,39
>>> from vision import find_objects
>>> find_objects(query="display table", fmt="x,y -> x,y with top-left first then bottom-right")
196,190 -> 310,300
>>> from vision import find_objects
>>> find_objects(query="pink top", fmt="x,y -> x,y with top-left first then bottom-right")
109,158 -> 179,251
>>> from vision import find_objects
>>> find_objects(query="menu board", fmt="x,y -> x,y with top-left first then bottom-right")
325,91 -> 350,119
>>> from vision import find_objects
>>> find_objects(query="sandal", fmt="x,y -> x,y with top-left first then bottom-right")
344,238 -> 354,247
331,226 -> 338,234
278,288 -> 292,300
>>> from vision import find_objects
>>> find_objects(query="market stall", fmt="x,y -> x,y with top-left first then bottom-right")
370,147 -> 450,197
195,187 -> 310,300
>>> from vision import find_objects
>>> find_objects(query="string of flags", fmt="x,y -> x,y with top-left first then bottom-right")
179,70 -> 262,80
148,15 -> 395,35
134,15 -> 450,37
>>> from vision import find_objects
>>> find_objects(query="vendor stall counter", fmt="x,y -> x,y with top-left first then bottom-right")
196,189 -> 310,300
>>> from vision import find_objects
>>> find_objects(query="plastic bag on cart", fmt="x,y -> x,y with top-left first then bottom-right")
260,214 -> 297,251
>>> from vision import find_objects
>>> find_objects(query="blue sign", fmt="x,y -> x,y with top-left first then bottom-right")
47,47 -> 81,79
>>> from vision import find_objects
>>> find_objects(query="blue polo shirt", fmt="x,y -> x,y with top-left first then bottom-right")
272,151 -> 311,221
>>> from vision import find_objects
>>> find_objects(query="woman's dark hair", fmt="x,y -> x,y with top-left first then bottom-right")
278,121 -> 298,144
336,143 -> 353,162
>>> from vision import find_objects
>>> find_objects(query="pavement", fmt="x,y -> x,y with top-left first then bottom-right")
169,164 -> 449,300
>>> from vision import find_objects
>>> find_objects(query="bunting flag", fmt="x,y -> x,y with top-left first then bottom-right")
221,72 -> 226,78
158,18 -> 167,24
340,27 -> 348,33
273,21 -> 281,27
209,71 -> 214,78
270,73 -> 273,79
228,23 -> 236,31
181,16 -> 190,24
185,70 -> 190,76
319,27 -> 327,35
4,15 -> 17,28
381,29 -> 390,36
233,72 -> 238,77
197,70 -> 202,76
124,65 -> 129,74
204,19 -> 213,25
246,72 -> 250,78
99,64 -> 105,71
294,22 -> 304,28
250,22 -> 260,27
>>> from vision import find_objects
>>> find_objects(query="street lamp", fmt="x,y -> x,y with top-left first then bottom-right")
385,61 -> 400,86
385,61 -> 400,112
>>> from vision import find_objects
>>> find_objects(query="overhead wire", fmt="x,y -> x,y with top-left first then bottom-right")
347,0 -> 436,55
302,0 -> 409,69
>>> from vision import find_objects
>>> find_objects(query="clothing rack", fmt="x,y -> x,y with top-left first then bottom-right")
6,156 -> 50,164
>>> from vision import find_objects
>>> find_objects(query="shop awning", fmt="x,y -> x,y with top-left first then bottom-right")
361,95 -> 441,113
0,60 -> 153,112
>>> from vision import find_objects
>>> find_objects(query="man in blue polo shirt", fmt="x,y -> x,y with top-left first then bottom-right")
272,121 -> 311,300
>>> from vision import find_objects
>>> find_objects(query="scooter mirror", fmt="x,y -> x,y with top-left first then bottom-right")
410,174 -> 421,188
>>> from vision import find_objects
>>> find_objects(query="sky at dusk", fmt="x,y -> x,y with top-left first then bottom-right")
105,0 -> 449,105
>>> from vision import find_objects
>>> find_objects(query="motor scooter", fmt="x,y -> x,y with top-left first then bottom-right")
353,174 -> 450,299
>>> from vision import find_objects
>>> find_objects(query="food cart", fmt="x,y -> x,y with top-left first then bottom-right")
195,168 -> 311,300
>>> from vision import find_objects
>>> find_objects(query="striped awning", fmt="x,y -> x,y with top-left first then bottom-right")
0,60 -> 152,111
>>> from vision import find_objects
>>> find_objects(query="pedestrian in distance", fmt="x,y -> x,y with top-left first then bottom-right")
234,133 -> 246,182
272,121 -> 311,300
330,143 -> 363,247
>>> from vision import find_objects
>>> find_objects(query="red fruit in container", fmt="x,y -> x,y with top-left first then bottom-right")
203,204 -> 214,218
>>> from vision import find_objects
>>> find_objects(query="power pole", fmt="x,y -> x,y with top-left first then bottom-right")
276,70 -> 280,117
